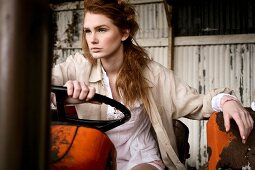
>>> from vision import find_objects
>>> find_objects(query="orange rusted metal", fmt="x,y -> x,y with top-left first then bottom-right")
50,125 -> 116,170
207,109 -> 255,170
207,112 -> 235,170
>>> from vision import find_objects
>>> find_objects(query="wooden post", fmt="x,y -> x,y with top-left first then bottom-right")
163,0 -> 174,70
0,0 -> 51,169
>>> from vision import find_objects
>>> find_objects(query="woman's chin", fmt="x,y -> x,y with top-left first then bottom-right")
91,54 -> 103,59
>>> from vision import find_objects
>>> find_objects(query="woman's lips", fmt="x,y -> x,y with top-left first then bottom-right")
90,48 -> 101,52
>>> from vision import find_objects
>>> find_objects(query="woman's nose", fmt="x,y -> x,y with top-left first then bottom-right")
90,33 -> 99,44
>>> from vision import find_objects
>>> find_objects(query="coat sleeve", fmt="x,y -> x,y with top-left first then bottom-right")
158,68 -> 235,120
51,53 -> 86,86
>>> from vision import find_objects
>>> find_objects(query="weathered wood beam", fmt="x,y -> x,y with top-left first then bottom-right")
163,0 -> 174,70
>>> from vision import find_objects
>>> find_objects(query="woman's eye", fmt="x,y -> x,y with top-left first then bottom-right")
98,28 -> 107,32
83,29 -> 91,34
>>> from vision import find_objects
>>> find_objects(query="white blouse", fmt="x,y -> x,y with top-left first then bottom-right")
102,69 -> 162,170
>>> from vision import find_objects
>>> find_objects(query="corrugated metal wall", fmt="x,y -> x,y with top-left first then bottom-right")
175,43 -> 255,105
174,37 -> 255,168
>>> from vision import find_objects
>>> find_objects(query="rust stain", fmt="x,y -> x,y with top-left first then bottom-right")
50,125 -> 77,162
208,110 -> 255,170
207,112 -> 235,170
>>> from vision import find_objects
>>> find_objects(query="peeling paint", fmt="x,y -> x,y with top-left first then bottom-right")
230,55 -> 233,70
202,69 -> 206,77
175,43 -> 255,169
240,77 -> 244,103
199,81 -> 202,94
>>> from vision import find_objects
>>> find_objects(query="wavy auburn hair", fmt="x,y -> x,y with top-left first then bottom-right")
83,0 -> 151,109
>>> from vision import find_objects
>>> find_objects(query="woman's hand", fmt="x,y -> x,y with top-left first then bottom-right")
64,80 -> 96,102
221,99 -> 254,144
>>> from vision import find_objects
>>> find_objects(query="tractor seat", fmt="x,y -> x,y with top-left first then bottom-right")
173,119 -> 190,164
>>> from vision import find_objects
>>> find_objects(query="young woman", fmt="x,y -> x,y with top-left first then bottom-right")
52,0 -> 254,169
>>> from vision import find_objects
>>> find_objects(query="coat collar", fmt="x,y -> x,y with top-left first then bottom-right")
89,59 -> 102,83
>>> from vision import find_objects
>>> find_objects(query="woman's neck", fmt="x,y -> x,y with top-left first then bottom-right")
101,54 -> 123,76
101,53 -> 124,102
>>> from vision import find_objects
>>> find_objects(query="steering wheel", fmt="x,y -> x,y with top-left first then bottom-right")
51,85 -> 131,132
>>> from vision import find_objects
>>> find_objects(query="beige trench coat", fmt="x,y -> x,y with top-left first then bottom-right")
52,52 -> 234,170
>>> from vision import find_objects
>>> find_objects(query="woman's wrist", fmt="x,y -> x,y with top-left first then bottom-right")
212,93 -> 239,112
219,94 -> 239,111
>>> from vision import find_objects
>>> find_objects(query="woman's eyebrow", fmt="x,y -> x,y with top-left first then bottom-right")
83,25 -> 108,30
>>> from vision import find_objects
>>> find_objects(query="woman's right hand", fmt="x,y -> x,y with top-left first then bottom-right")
64,80 -> 96,102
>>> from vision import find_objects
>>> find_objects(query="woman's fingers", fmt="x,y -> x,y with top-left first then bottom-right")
222,100 -> 254,143
86,85 -> 96,101
223,112 -> 231,132
244,110 -> 254,141
224,111 -> 246,143
79,81 -> 89,100
64,80 -> 96,101
64,80 -> 75,96
72,80 -> 82,98
248,114 -> 254,132
232,111 -> 247,143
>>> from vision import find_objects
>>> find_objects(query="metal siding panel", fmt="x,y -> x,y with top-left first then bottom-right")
134,5 -> 142,39
185,119 -> 201,168
200,120 -> 208,167
145,47 -> 168,67
144,4 -> 149,38
152,4 -> 158,38
134,2 -> 169,68
174,43 -> 255,169
136,3 -> 168,39
175,46 -> 203,168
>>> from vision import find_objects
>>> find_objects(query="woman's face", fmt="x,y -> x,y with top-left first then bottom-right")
83,12 -> 129,60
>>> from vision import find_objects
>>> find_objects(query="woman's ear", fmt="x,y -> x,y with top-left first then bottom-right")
121,29 -> 130,41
